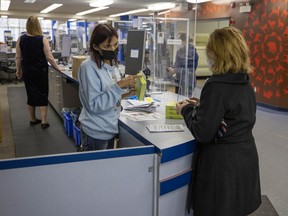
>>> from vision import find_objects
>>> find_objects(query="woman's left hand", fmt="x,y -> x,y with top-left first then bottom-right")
117,75 -> 141,89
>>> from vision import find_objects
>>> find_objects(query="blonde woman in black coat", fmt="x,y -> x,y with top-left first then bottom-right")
176,26 -> 261,216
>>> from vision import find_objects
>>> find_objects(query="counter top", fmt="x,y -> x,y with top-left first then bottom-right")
119,91 -> 198,163
50,66 -> 198,163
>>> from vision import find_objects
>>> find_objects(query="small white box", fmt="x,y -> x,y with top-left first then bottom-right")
239,5 -> 251,13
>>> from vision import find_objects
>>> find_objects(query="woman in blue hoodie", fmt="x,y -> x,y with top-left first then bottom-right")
78,24 -> 139,151
176,27 -> 261,216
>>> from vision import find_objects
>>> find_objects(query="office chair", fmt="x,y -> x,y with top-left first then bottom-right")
0,51 -> 18,84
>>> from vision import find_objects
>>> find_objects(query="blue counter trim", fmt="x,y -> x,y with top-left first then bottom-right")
119,121 -> 161,157
119,121 -> 155,147
61,71 -> 79,84
161,140 -> 198,164
0,146 -> 155,170
160,170 -> 193,196
119,121 -> 196,157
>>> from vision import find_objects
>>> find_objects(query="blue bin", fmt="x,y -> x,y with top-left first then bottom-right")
63,112 -> 73,137
73,123 -> 81,146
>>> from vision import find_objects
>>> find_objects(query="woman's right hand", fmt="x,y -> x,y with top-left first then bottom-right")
167,67 -> 175,77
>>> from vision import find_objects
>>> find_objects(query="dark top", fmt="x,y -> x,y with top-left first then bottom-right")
173,44 -> 199,96
20,34 -> 49,106
182,72 -> 261,216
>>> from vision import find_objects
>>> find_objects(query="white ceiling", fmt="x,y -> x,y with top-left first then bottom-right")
1,0 -> 185,21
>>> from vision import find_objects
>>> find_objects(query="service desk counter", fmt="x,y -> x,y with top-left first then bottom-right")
0,67 -> 198,216
119,92 -> 197,216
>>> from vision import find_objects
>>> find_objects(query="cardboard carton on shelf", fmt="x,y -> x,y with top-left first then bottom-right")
71,56 -> 88,79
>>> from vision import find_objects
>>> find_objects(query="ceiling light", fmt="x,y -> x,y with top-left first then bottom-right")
89,0 -> 113,7
212,0 -> 239,4
24,0 -> 36,3
38,17 -> 44,20
148,3 -> 175,11
186,0 -> 211,3
68,18 -> 77,22
40,4 -> 63,13
1,15 -> 8,18
76,7 -> 109,16
158,10 -> 170,15
0,0 -> 11,11
98,20 -> 108,23
109,8 -> 149,17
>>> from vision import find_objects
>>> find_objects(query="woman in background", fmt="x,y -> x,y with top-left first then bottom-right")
176,26 -> 261,216
78,24 -> 139,151
15,16 -> 62,129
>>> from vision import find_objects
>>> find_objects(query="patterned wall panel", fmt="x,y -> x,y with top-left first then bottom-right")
196,0 -> 288,109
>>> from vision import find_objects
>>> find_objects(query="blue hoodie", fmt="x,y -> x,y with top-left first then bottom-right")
78,57 -> 123,140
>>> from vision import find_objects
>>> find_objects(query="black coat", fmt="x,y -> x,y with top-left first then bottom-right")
181,72 -> 261,216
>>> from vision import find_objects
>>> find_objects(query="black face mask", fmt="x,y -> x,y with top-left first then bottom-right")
101,49 -> 118,61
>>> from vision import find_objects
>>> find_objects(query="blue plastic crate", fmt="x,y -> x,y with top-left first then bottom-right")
63,112 -> 73,137
73,123 -> 81,146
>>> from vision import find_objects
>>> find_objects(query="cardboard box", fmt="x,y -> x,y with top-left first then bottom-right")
165,102 -> 183,119
72,56 -> 87,79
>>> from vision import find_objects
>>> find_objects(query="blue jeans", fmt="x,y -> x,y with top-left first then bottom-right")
80,129 -> 115,151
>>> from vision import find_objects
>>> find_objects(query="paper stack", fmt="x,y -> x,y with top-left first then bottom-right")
125,100 -> 158,113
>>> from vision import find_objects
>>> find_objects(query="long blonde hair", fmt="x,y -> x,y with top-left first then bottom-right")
206,26 -> 253,75
26,16 -> 43,36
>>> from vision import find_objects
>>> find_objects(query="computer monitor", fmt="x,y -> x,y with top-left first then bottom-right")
124,30 -> 146,75
52,51 -> 62,60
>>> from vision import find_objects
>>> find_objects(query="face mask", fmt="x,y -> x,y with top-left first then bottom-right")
207,58 -> 214,69
101,49 -> 117,61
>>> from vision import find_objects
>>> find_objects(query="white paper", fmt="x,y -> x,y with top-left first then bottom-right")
130,49 -> 139,58
127,100 -> 151,107
121,112 -> 162,121
157,32 -> 164,44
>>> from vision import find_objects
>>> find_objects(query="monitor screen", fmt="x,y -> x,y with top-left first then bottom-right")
52,51 -> 62,60
124,30 -> 146,75
61,35 -> 71,58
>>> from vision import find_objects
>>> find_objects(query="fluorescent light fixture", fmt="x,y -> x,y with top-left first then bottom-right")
158,10 -> 170,15
212,0 -> 234,4
24,0 -> 36,3
68,18 -> 77,22
1,15 -> 8,18
40,4 -> 63,13
186,0 -> 211,3
98,20 -> 108,23
76,7 -> 109,16
89,0 -> 113,7
0,0 -> 11,11
148,2 -> 175,11
38,17 -> 44,20
109,8 -> 149,17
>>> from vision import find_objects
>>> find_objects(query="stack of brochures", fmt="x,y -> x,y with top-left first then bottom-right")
125,100 -> 158,113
